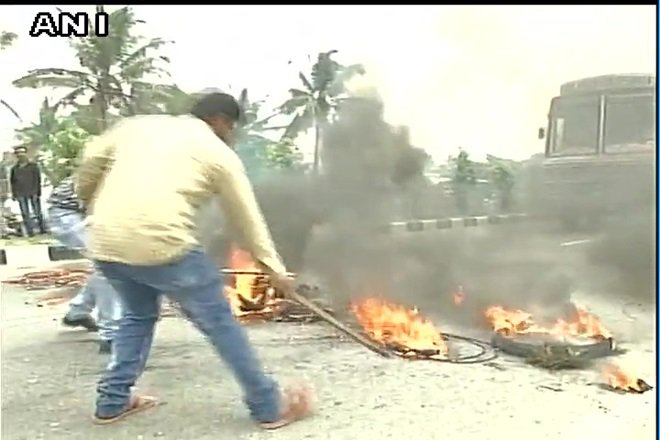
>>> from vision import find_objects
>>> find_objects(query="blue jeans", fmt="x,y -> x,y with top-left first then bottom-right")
94,248 -> 281,422
17,195 -> 46,235
48,207 -> 122,341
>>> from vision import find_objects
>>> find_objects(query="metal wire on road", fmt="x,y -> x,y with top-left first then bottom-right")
440,333 -> 498,364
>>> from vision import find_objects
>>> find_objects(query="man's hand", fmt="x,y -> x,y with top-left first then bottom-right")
269,272 -> 297,298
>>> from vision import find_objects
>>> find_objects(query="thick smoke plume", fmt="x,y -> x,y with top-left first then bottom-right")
198,88 -> 654,332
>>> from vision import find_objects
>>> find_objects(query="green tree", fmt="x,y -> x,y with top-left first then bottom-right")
263,138 -> 304,172
13,6 -> 172,134
41,119 -> 90,184
233,88 -> 304,177
235,88 -> 277,146
121,84 -> 191,116
450,148 -> 477,214
15,98 -> 89,184
487,154 -> 517,212
0,31 -> 17,50
15,98 -> 59,154
279,50 -> 364,173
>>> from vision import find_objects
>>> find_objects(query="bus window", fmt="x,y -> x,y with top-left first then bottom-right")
604,94 -> 655,153
549,95 -> 600,156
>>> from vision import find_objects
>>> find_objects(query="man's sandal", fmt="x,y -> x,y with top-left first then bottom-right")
93,394 -> 159,425
259,385 -> 314,430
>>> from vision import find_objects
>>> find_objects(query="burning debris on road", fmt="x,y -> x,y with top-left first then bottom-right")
350,297 -> 496,363
485,303 -> 612,340
5,245 -> 331,324
601,363 -> 653,394
485,303 -> 617,368
223,245 -> 331,323
351,297 -> 449,359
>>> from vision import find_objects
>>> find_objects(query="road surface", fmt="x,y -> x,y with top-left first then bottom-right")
1,287 -> 655,439
1,227 -> 656,439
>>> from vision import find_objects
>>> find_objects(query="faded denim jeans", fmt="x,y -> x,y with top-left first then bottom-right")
48,207 -> 122,341
94,248 -> 281,422
17,195 -> 46,236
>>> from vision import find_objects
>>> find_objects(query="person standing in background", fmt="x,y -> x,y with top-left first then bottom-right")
48,176 -> 122,354
0,151 -> 12,239
9,146 -> 46,236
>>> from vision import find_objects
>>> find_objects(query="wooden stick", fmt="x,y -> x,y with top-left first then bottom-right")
283,287 -> 392,358
221,267 -> 390,357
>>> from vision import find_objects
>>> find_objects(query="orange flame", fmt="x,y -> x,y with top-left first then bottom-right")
602,362 -> 651,393
223,245 -> 275,317
485,304 -> 612,340
351,298 -> 448,356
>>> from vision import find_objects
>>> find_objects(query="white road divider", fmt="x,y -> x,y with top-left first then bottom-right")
384,213 -> 530,233
0,213 -> 531,266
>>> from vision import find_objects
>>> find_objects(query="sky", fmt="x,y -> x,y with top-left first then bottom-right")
0,5 -> 656,161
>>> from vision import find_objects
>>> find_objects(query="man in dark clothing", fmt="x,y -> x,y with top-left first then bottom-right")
10,146 -> 46,236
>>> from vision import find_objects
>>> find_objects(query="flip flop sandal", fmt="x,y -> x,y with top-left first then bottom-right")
259,385 -> 314,430
93,394 -> 159,425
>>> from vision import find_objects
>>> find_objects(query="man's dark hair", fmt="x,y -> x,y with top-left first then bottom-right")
191,92 -> 241,122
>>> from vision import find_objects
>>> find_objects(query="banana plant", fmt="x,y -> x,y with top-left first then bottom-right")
13,6 -> 173,134
278,50 -> 365,173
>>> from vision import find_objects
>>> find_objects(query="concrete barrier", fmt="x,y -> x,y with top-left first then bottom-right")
0,213 -> 531,266
384,213 -> 529,234
0,245 -> 83,267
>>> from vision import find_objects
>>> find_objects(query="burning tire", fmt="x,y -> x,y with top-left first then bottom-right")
491,332 -> 615,360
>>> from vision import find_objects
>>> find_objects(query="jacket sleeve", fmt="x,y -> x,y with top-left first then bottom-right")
75,130 -> 117,207
209,144 -> 287,276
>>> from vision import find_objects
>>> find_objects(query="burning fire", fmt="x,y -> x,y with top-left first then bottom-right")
351,298 -> 448,357
602,362 -> 652,393
223,245 -> 277,318
485,304 -> 612,340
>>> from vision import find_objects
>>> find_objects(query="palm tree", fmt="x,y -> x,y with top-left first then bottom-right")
119,83 -> 192,116
14,98 -> 62,183
15,98 -> 58,148
14,98 -> 91,184
233,89 -> 286,176
0,31 -> 16,50
278,50 -> 365,173
12,6 -> 173,134
1,30 -> 21,121
451,148 -> 478,214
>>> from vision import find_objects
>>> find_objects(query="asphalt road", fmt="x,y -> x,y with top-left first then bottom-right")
1,286 -> 655,440
0,226 -> 656,440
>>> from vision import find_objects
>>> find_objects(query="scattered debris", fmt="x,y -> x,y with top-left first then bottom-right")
350,297 -> 497,363
486,302 -> 617,368
485,302 -> 612,340
536,384 -> 564,392
4,269 -> 92,290
351,297 -> 448,360
4,251 -> 330,324
601,362 -> 653,394
223,245 -> 331,324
